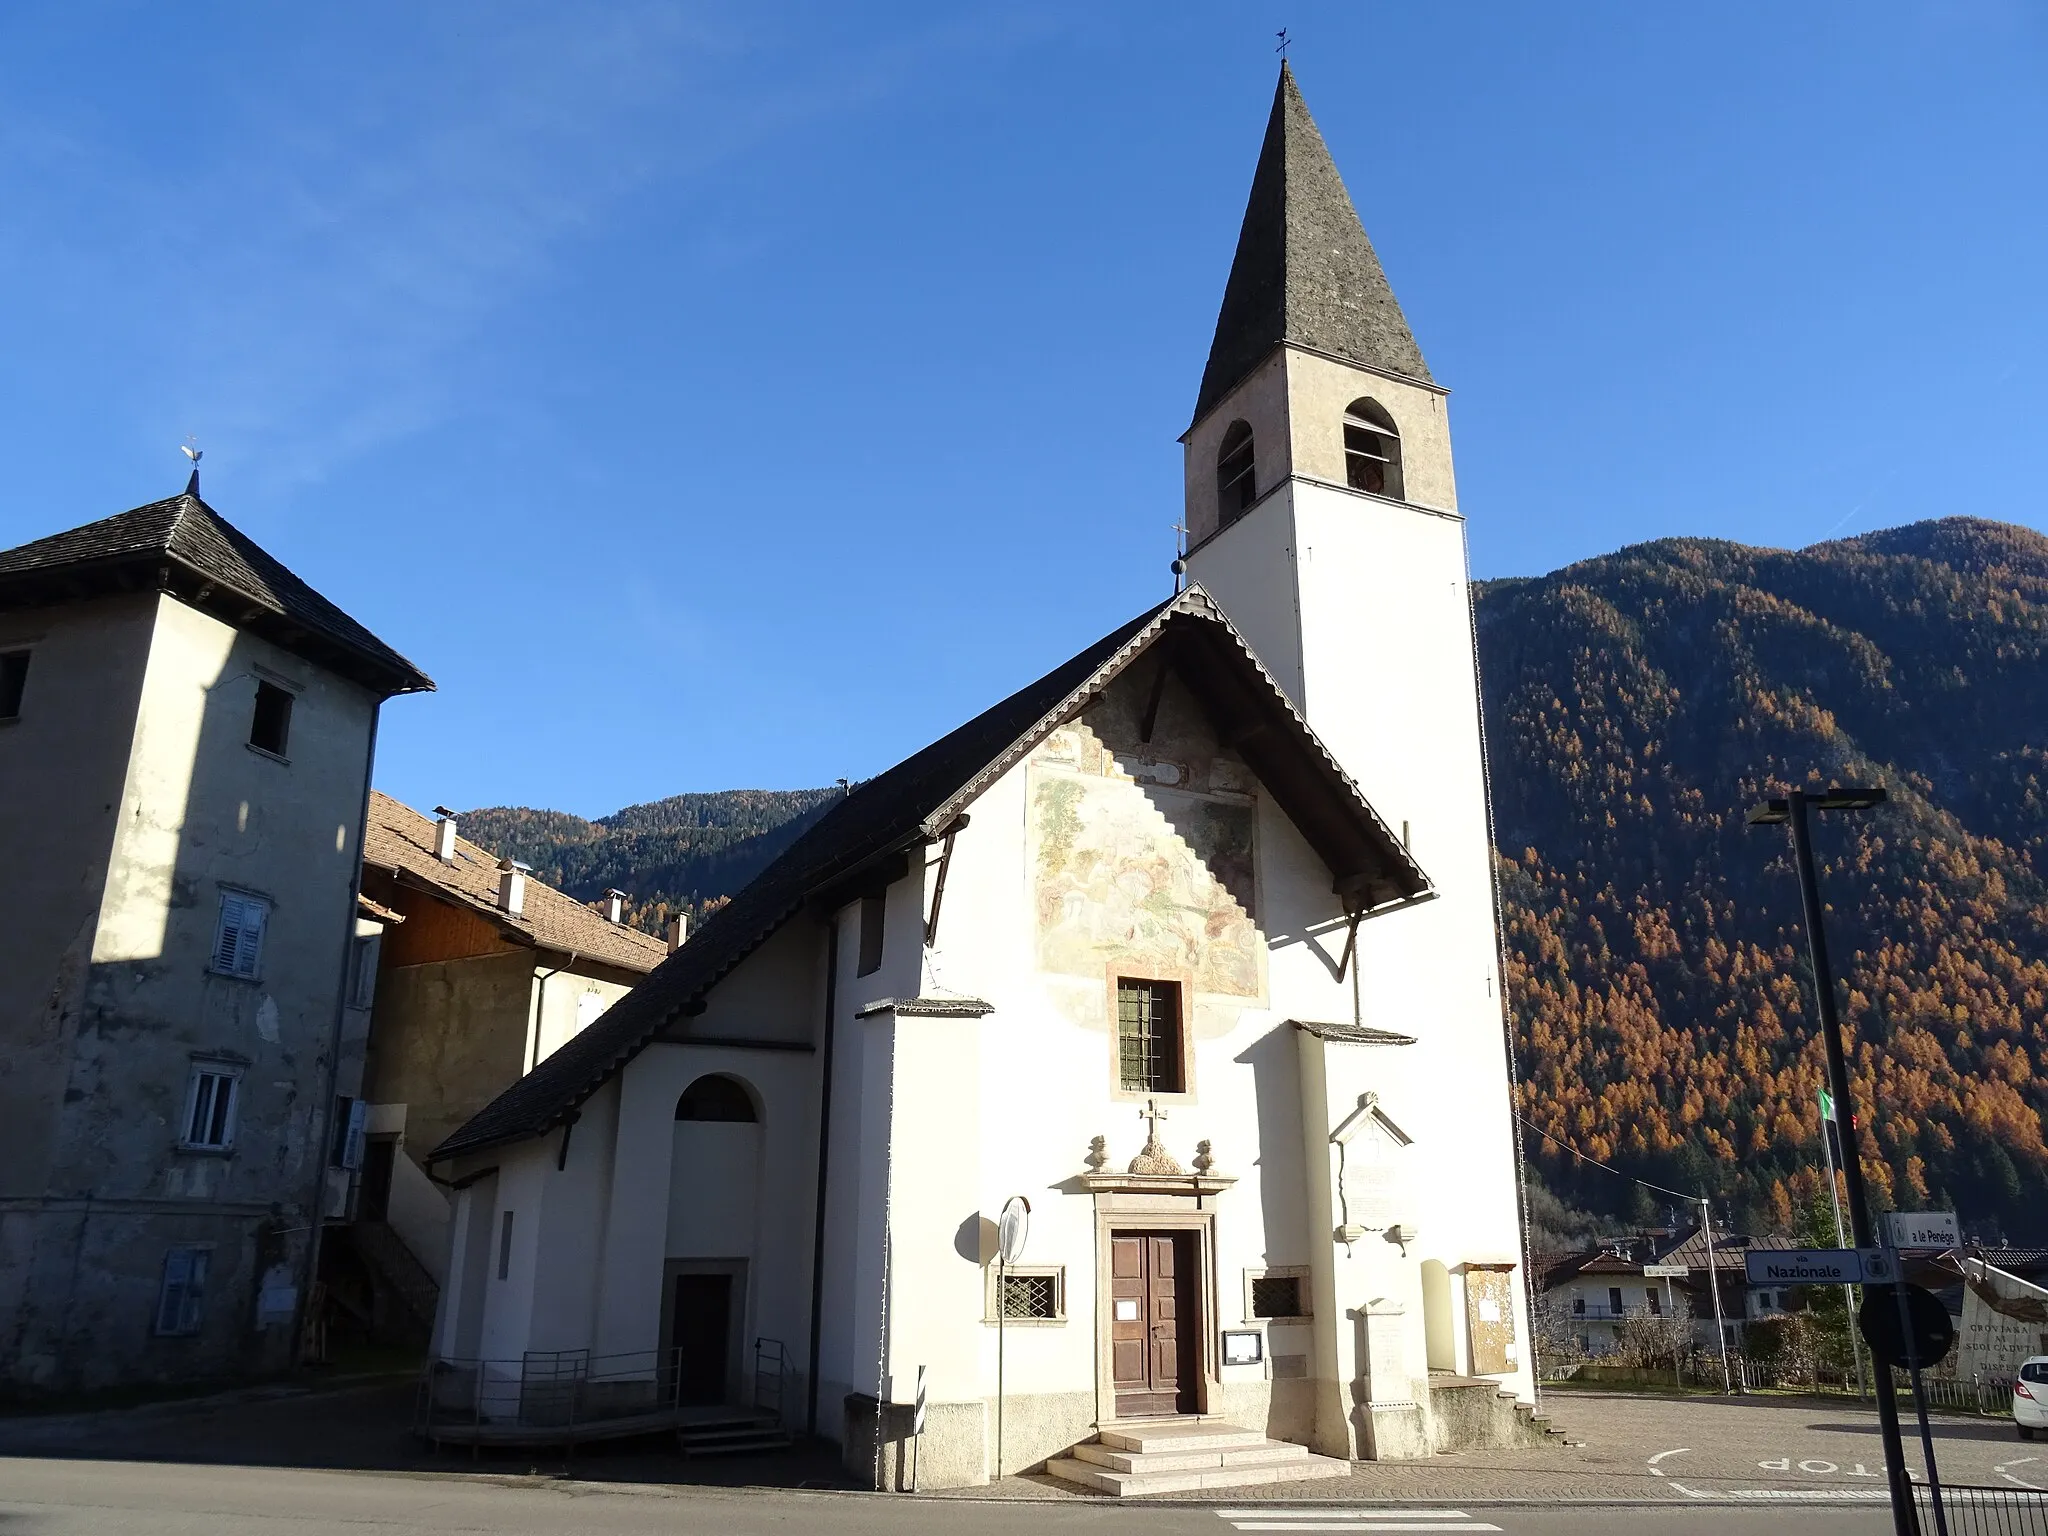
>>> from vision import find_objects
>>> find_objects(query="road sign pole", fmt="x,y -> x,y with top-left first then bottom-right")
1700,1198 -> 1733,1394
1820,1090 -> 1869,1399
1889,1246 -> 1949,1536
996,1253 -> 1006,1482
1787,791 -> 1919,1535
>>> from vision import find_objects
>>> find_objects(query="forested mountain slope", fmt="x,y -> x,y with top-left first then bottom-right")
456,788 -> 837,932
1480,517 -> 2048,1239
449,516 -> 2048,1239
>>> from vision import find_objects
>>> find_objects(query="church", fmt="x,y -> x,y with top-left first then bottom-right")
424,64 -> 1536,1492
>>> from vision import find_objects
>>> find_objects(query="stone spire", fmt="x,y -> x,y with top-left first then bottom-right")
1193,61 -> 1432,426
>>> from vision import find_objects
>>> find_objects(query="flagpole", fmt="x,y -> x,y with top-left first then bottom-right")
1819,1089 -> 1868,1399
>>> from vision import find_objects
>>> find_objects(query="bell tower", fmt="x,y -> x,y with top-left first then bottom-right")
1183,63 -> 1532,1412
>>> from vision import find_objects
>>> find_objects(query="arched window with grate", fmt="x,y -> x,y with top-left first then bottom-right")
1216,420 -> 1257,526
1343,398 -> 1403,499
675,1074 -> 758,1123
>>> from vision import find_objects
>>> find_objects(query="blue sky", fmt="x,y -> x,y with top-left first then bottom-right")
1,3 -> 2041,816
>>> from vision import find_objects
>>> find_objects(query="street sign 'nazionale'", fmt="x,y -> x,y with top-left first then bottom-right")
1745,1248 -> 1897,1285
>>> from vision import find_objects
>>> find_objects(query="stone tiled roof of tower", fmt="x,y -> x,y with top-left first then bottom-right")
363,790 -> 667,974
1193,61 -> 1432,427
0,480 -> 433,696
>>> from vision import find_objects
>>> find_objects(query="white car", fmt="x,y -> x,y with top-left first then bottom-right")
2017,1357 -> 2048,1439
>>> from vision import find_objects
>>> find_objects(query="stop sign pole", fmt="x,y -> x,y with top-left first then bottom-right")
1748,787 -> 1918,1536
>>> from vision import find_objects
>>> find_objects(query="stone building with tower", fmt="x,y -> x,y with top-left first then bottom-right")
0,475 -> 431,1396
422,64 -> 1536,1491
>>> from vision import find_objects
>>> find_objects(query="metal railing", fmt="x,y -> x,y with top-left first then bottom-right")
1916,1483 -> 2048,1536
415,1347 -> 685,1435
752,1337 -> 787,1419
1546,1349 -> 2016,1416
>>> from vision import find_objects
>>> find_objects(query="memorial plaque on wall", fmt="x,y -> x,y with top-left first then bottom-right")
1342,1118 -> 1400,1229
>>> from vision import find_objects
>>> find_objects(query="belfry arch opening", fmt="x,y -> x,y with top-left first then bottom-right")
1343,398 -> 1403,499
1216,420 -> 1257,527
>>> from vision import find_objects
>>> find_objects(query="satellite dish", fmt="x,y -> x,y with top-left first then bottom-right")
998,1196 -> 1031,1267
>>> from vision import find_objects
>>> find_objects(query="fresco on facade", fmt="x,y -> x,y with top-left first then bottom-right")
1030,720 -> 1260,997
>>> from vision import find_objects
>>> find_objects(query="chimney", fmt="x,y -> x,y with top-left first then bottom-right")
432,805 -> 459,863
604,889 -> 626,925
497,857 -> 528,917
667,913 -> 689,953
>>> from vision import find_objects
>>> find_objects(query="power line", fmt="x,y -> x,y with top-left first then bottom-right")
1515,1111 -> 1707,1206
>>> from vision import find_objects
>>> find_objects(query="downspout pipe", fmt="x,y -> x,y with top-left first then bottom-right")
526,951 -> 580,1074
299,700 -> 381,1362
805,911 -> 842,1438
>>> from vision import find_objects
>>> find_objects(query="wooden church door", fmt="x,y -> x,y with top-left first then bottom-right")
1110,1231 -> 1198,1416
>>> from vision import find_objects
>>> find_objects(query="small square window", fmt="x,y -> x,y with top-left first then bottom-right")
181,1063 -> 241,1151
250,681 -> 293,756
211,891 -> 270,980
987,1265 -> 1065,1323
1251,1274 -> 1306,1319
0,650 -> 28,720
154,1246 -> 211,1335
1647,1290 -> 1662,1316
856,893 -> 885,977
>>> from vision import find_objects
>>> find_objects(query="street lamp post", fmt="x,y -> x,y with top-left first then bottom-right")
1746,786 -> 1918,1536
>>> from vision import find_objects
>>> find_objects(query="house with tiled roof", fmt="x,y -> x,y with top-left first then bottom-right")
418,64 -> 1536,1492
318,792 -> 669,1345
0,472 -> 430,1397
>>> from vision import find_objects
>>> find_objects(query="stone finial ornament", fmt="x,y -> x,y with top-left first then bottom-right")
1127,1097 -> 1184,1176
1085,1135 -> 1108,1172
1193,1139 -> 1214,1175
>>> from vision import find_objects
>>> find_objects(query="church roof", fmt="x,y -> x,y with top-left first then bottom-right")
1193,62 -> 1432,428
0,484 -> 432,696
432,585 -> 1433,1163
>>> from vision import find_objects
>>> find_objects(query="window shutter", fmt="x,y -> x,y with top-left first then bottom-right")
234,900 -> 265,978
213,896 -> 245,973
156,1248 -> 207,1334
185,1074 -> 215,1145
338,1098 -> 368,1170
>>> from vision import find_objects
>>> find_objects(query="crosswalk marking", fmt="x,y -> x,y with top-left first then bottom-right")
1217,1514 -> 1500,1534
1204,1515 -> 1482,1531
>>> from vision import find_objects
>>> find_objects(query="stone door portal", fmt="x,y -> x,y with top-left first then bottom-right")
1110,1230 -> 1197,1416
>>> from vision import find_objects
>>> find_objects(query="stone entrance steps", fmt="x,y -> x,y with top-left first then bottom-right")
676,1412 -> 793,1458
1047,1420 -> 1348,1496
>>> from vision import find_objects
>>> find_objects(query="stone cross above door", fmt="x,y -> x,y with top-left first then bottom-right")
1128,1097 -> 1184,1175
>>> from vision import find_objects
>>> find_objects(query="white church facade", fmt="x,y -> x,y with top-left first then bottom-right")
425,64 -> 1537,1491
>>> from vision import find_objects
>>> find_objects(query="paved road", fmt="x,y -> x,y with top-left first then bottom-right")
1541,1387 -> 2042,1500
0,1456 -> 1906,1536
0,1383 -> 2036,1532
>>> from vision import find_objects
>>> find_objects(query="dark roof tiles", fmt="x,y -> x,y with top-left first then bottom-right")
1194,62 -> 1432,425
0,491 -> 431,696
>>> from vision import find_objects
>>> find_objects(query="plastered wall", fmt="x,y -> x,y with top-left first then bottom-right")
1,592 -> 378,1393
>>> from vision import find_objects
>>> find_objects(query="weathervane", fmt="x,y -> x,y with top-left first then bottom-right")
180,438 -> 203,494
1275,28 -> 1291,57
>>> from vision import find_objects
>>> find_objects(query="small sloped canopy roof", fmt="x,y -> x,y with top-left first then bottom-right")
0,487 -> 432,697
1194,62 -> 1433,428
432,585 -> 1431,1162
